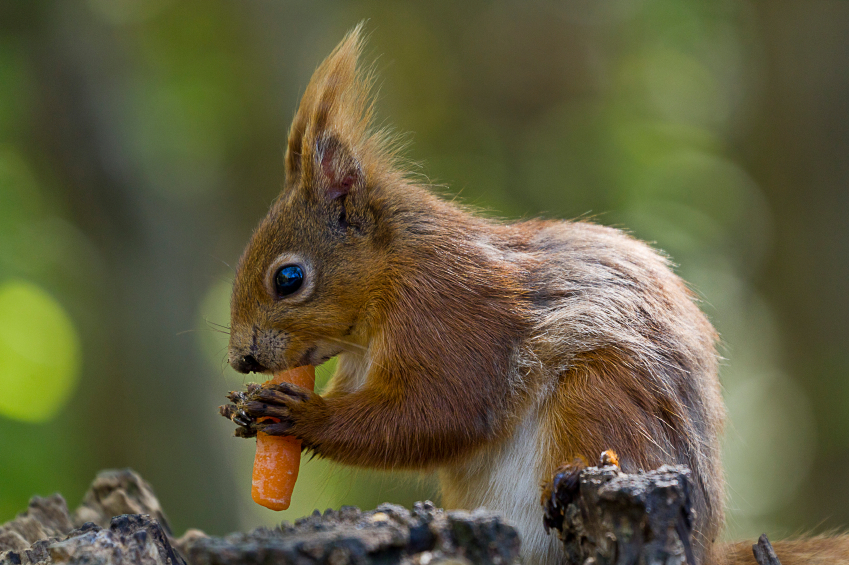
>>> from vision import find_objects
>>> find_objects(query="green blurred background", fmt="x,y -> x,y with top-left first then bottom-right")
1,0 -> 847,544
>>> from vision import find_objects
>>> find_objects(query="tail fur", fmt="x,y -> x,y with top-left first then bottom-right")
719,535 -> 849,564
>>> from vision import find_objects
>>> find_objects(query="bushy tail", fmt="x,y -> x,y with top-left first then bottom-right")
719,535 -> 849,564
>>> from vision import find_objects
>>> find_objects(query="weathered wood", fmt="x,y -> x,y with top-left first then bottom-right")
177,502 -> 520,565
0,470 -> 520,565
72,469 -> 171,534
5,465 -> 794,565
752,534 -> 782,565
0,495 -> 74,553
0,470 -> 181,565
542,462 -> 696,565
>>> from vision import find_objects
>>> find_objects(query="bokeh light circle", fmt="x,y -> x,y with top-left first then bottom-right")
0,280 -> 81,422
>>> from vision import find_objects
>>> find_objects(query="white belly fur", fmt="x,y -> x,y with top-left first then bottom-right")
438,411 -> 563,565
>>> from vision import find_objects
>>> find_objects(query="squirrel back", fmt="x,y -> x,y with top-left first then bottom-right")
436,218 -> 725,564
226,26 -> 849,564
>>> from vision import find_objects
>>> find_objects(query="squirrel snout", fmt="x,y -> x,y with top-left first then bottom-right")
230,354 -> 268,374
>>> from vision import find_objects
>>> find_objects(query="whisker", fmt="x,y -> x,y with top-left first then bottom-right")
176,328 -> 230,336
203,318 -> 232,335
211,255 -> 235,273
217,349 -> 233,388
321,336 -> 368,352
302,335 -> 395,374
213,274 -> 234,285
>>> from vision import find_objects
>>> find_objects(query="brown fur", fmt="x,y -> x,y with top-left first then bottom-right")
227,25 -> 849,564
723,537 -> 849,564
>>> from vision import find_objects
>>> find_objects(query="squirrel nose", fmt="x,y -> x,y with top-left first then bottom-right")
231,354 -> 268,374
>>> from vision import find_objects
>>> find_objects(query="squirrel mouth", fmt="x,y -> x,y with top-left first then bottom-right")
295,344 -> 346,367
296,346 -> 317,367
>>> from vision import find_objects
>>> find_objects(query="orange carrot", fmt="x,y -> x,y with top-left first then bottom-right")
251,365 -> 315,511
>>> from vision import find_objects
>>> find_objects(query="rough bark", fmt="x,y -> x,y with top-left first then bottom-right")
0,470 -> 520,565
752,534 -> 782,565
3,465 -> 788,565
0,470 -> 181,565
177,502 -> 520,565
541,463 -> 697,565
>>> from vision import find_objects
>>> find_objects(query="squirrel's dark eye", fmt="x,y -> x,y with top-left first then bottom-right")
274,265 -> 304,297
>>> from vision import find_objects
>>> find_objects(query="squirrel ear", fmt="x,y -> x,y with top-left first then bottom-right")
284,23 -> 393,197
316,135 -> 362,201
284,24 -> 366,187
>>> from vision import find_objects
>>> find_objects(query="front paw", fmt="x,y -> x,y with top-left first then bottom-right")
541,456 -> 588,535
218,382 -> 321,440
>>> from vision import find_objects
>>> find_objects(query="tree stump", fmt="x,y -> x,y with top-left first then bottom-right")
541,462 -> 696,565
0,470 -> 520,565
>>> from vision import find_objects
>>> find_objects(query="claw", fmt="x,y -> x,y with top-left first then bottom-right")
222,380 -> 308,441
233,409 -> 253,427
226,390 -> 247,403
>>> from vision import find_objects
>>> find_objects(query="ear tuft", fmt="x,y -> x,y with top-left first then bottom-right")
284,23 -> 401,195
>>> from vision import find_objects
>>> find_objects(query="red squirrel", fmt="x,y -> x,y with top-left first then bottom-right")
220,26 -> 849,565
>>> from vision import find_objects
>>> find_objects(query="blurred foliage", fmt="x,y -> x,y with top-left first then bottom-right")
0,0 -> 847,546
0,280 -> 80,422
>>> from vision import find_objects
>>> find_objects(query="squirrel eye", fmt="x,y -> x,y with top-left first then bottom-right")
274,264 -> 304,297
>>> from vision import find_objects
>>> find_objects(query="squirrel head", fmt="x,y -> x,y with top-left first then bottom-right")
228,24 -> 401,373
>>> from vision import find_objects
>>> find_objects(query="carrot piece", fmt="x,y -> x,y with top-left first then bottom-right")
251,365 -> 316,511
